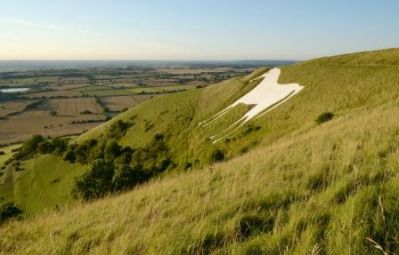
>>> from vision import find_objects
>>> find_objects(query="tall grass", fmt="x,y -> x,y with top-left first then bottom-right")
1,49 -> 399,254
1,96 -> 399,254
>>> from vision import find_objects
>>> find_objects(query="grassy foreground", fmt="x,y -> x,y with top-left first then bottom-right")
1,48 -> 399,254
1,97 -> 399,254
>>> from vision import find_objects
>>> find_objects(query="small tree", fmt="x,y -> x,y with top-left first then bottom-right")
63,150 -> 76,163
37,141 -> 54,154
107,120 -> 131,139
316,112 -> 334,124
74,159 -> 114,200
210,149 -> 225,163
104,140 -> 121,162
51,137 -> 68,155
112,164 -> 147,191
0,202 -> 23,224
15,135 -> 45,160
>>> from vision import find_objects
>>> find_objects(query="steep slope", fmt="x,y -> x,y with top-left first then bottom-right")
0,155 -> 86,215
1,82 -> 399,254
76,67 -> 269,166
0,68 -> 268,214
1,48 -> 399,254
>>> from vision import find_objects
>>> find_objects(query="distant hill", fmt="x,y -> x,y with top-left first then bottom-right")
0,60 -> 295,72
1,48 -> 399,254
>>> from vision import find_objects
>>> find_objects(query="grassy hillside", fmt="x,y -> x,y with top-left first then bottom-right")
0,144 -> 20,169
1,48 -> 399,254
0,155 -> 85,215
0,68 -> 268,214
1,88 -> 399,254
77,67 -> 268,168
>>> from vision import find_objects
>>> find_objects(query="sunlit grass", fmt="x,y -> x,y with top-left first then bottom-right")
1,100 -> 399,254
2,49 -> 399,254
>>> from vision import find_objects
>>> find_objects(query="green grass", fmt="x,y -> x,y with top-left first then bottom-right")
0,144 -> 20,169
1,95 -> 399,254
0,68 -> 267,214
127,84 -> 195,94
77,68 -> 267,168
0,155 -> 86,215
77,84 -> 195,97
216,48 -> 399,156
2,49 -> 399,254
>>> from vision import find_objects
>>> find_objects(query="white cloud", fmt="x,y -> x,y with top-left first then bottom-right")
4,18 -> 56,30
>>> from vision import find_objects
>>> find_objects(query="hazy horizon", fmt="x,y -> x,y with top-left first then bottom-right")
1,0 -> 398,60
0,59 -> 297,72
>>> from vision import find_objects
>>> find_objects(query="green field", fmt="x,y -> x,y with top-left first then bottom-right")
77,84 -> 196,97
1,49 -> 399,254
1,65 -> 254,144
127,84 -> 195,93
0,144 -> 20,168
0,155 -> 86,215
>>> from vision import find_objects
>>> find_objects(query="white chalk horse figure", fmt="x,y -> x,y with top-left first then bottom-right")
200,68 -> 303,143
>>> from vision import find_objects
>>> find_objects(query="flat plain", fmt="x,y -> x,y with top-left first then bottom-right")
0,65 -> 254,144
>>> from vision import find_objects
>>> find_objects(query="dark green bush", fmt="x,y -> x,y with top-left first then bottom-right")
74,161 -> 151,200
80,110 -> 92,114
107,120 -> 132,139
74,159 -> 115,200
14,135 -> 45,160
112,164 -> 147,190
51,137 -> 68,155
63,150 -> 76,163
0,202 -> 23,224
14,135 -> 69,160
114,146 -> 134,165
73,134 -> 173,200
37,140 -> 54,154
210,149 -> 225,163
73,139 -> 101,163
104,140 -> 121,162
316,112 -> 334,124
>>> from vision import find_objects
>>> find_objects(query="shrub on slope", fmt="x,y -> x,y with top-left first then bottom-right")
0,203 -> 22,224
1,94 -> 399,254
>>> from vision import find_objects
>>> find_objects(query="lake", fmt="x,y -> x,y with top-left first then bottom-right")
0,88 -> 30,93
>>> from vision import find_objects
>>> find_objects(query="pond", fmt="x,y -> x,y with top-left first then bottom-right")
0,87 -> 30,93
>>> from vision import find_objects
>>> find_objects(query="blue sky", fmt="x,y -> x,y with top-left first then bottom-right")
0,0 -> 398,60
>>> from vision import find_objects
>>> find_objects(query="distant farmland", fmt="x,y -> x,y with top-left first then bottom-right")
0,64 -> 255,144
99,95 -> 154,112
36,98 -> 104,116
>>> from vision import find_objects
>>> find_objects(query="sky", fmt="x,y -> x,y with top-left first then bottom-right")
0,0 -> 398,60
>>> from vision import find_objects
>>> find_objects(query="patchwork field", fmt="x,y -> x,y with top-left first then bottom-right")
77,88 -> 133,97
99,95 -> 154,112
26,89 -> 82,99
0,98 -> 106,144
0,101 -> 35,118
36,98 -> 104,116
0,64 -> 255,144
0,112 -> 103,145
127,84 -> 195,94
